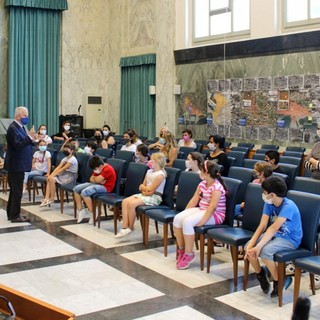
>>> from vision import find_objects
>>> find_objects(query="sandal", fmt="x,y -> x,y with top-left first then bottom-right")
238,250 -> 245,260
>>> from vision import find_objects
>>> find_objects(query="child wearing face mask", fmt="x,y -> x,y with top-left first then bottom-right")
75,156 -> 116,224
53,121 -> 74,141
177,129 -> 196,149
185,152 -> 203,173
135,144 -> 150,164
34,124 -> 52,145
244,176 -> 302,298
39,143 -> 78,207
23,139 -> 52,192
115,152 -> 167,238
173,160 -> 227,270
205,134 -> 229,176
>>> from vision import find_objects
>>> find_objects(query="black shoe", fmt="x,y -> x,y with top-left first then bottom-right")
270,276 -> 293,298
256,266 -> 270,294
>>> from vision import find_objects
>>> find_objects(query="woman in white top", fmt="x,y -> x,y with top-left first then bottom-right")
121,131 -> 137,152
23,139 -> 51,191
34,124 -> 52,145
115,152 -> 167,238
40,142 -> 78,207
177,128 -> 196,149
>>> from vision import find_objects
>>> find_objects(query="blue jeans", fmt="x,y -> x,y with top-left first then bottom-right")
73,183 -> 107,197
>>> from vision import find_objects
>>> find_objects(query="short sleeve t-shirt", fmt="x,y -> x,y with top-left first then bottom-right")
92,164 -> 116,192
33,150 -> 51,172
61,156 -> 78,173
263,197 -> 302,248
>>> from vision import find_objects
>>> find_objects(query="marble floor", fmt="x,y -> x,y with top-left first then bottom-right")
0,192 -> 319,320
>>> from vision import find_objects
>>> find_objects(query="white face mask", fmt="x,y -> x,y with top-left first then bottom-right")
39,129 -> 46,135
185,160 -> 191,169
103,130 -> 109,136
84,146 -> 92,154
262,193 -> 273,205
207,143 -> 216,151
64,125 -> 70,131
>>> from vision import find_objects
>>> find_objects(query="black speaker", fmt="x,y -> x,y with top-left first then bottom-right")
59,115 -> 83,138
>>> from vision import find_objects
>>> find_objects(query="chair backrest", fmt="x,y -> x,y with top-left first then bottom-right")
279,156 -> 301,166
252,153 -> 266,161
162,167 -> 181,209
76,153 -> 93,183
114,150 -> 135,177
227,156 -> 236,169
179,146 -> 196,159
272,172 -> 289,186
261,144 -> 279,150
123,162 -> 148,197
242,183 -> 265,231
278,163 -> 299,188
225,141 -> 232,148
292,176 -> 320,195
255,148 -> 270,154
106,158 -> 125,193
95,148 -> 113,161
231,146 -> 250,154
52,151 -> 65,168
243,158 -> 259,169
223,177 -> 243,227
195,143 -> 202,152
286,146 -> 306,153
238,142 -> 254,149
227,151 -> 246,167
282,151 -> 304,158
287,190 -> 320,252
176,171 -> 201,212
172,159 -> 187,171
303,168 -> 312,177
228,166 -> 253,203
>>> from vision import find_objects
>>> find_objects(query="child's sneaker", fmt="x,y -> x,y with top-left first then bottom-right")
315,275 -> 320,290
177,252 -> 195,270
77,208 -> 90,223
256,266 -> 270,294
176,249 -> 185,266
114,228 -> 132,238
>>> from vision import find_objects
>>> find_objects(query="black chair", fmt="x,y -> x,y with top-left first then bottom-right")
143,171 -> 201,256
95,148 -> 113,161
227,151 -> 246,167
293,256 -> 320,308
243,190 -> 320,307
227,156 -> 236,170
194,177 -> 243,270
225,141 -> 232,148
279,156 -> 301,167
255,149 -> 270,154
252,153 -> 266,161
292,176 -> 320,195
261,144 -> 279,150
286,146 -> 306,153
172,159 -> 187,171
206,183 -> 264,286
238,143 -> 254,149
231,146 -> 250,155
282,151 -> 304,158
243,158 -> 259,169
179,146 -> 196,159
57,153 -> 92,215
95,162 -> 147,233
114,150 -> 135,177
278,163 -> 299,188
272,172 -> 289,186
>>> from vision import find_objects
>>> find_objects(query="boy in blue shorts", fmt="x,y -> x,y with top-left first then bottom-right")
74,156 -> 116,224
244,176 -> 302,298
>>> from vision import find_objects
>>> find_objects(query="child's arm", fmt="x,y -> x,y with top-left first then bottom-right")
49,159 -> 71,177
141,174 -> 165,196
90,173 -> 106,184
185,185 -> 201,209
196,190 -> 222,226
46,157 -> 52,176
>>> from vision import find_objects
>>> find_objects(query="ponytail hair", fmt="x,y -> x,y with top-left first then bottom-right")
200,160 -> 228,192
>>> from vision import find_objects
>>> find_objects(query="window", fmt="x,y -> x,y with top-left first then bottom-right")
193,0 -> 250,42
284,0 -> 320,28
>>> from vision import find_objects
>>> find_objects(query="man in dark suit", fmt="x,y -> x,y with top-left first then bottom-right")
5,106 -> 35,222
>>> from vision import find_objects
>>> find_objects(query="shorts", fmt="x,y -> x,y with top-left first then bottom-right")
73,182 -> 107,197
55,172 -> 77,185
134,193 -> 162,206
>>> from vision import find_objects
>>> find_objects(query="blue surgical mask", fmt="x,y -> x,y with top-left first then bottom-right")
159,138 -> 165,145
39,146 -> 47,152
21,117 -> 29,125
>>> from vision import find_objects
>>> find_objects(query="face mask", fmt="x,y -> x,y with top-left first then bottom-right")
262,193 -> 273,205
103,130 -> 109,136
40,129 -> 46,135
93,169 -> 101,174
185,160 -> 191,169
183,135 -> 190,142
21,117 -> 29,125
64,125 -> 70,131
95,135 -> 101,140
159,138 -> 165,145
147,160 -> 153,169
39,146 -> 47,152
123,138 -> 130,144
207,143 -> 216,151
84,147 -> 92,154
63,150 -> 70,157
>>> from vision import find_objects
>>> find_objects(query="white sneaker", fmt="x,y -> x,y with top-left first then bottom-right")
286,262 -> 295,276
114,228 -> 132,238
88,216 -> 94,225
77,208 -> 90,223
315,275 -> 320,290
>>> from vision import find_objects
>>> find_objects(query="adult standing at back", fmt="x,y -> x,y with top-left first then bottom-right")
5,106 -> 35,222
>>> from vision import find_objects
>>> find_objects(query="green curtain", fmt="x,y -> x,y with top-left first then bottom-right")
5,0 -> 67,134
120,54 -> 156,139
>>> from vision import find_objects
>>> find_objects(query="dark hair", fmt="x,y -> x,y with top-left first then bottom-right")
137,144 -> 149,157
265,150 -> 280,164
261,176 -> 287,197
103,124 -> 111,131
189,151 -> 204,168
89,156 -> 104,169
200,160 -> 228,192
209,135 -> 225,150
86,140 -> 98,151
64,142 -> 76,155
62,121 -> 71,126
37,124 -> 47,132
38,139 -> 46,145
182,128 -> 193,138
127,128 -> 139,143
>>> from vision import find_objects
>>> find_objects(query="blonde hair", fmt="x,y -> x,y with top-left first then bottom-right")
151,152 -> 166,169
254,161 -> 273,178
